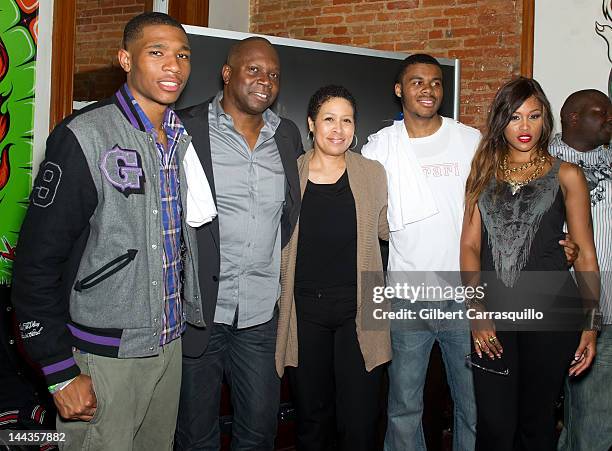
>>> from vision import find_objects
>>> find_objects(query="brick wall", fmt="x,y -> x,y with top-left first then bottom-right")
74,0 -> 146,100
250,0 -> 525,130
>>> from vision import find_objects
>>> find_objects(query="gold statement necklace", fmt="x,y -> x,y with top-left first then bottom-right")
500,154 -> 547,195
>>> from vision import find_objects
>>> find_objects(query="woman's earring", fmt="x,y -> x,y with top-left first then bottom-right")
349,134 -> 359,150
307,130 -> 314,141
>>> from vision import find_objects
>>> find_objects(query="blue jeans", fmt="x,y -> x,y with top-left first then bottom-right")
558,325 -> 612,451
384,300 -> 476,451
175,315 -> 280,451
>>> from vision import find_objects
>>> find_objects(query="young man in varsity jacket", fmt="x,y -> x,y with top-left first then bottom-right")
11,12 -> 201,450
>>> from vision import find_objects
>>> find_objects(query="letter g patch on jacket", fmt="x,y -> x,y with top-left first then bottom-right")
100,145 -> 145,197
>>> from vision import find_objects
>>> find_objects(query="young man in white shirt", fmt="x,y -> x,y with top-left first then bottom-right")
362,53 -> 480,451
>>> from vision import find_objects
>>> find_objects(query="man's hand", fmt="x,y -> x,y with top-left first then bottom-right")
53,374 -> 97,421
560,233 -> 580,266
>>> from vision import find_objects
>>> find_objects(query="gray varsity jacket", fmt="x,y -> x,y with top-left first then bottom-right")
12,90 -> 203,385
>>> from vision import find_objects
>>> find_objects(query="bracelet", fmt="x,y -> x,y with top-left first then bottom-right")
48,377 -> 76,394
584,309 -> 603,331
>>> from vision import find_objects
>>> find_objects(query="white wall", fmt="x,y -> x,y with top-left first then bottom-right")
208,0 -> 249,32
533,0 -> 610,131
32,0 -> 54,179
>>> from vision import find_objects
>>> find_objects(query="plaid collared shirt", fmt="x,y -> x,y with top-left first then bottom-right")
120,84 -> 185,344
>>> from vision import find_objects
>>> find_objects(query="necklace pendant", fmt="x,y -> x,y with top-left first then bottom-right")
510,184 -> 521,195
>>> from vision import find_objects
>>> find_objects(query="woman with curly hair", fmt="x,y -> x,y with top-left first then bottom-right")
275,85 -> 390,450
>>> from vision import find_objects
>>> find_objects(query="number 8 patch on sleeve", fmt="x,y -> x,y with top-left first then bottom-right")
31,161 -> 62,208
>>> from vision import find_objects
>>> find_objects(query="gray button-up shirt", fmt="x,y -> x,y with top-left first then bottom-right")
209,92 -> 284,328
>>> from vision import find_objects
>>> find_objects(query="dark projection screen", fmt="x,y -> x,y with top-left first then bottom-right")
177,26 -> 460,152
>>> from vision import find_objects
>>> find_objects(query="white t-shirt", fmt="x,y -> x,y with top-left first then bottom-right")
364,117 -> 481,280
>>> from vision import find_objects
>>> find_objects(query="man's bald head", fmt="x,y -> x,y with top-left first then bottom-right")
226,37 -> 278,68
220,36 -> 281,119
560,89 -> 609,125
560,89 -> 612,151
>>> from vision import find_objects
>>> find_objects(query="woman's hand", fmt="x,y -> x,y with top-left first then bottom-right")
470,314 -> 503,359
569,330 -> 597,376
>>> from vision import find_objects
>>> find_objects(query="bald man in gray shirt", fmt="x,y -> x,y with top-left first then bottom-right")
175,37 -> 303,450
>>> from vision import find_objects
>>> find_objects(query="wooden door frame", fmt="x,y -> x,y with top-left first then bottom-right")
521,0 -> 535,77
49,0 -> 76,130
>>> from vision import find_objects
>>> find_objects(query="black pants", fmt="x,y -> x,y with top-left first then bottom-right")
473,330 -> 580,451
289,286 -> 384,451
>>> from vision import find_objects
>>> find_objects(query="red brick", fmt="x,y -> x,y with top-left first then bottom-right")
422,0 -> 454,6
265,12 -> 284,22
449,27 -> 480,37
443,6 -> 477,16
256,3 -> 279,13
322,5 -> 353,14
359,3 -> 386,12
122,5 -> 144,14
365,24 -> 382,33
450,17 -> 470,27
317,26 -> 335,35
410,8 -> 444,18
77,24 -> 98,33
372,33 -> 398,43
433,18 -> 449,27
346,13 -> 377,22
78,8 -> 102,18
463,35 -> 499,47
427,38 -> 461,49
88,12 -> 126,25
387,1 -> 419,9
352,36 -> 371,45
322,36 -> 352,44
101,6 -> 123,15
258,22 -> 285,32
371,43 -> 395,51
447,48 -> 484,59
294,8 -> 322,18
316,15 -> 344,24
286,18 -> 315,27
382,22 -> 399,32
395,40 -> 426,51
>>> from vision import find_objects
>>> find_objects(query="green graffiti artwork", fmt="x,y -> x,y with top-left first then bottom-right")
0,0 -> 38,284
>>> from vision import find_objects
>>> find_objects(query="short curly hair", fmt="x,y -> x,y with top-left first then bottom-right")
395,53 -> 442,84
122,12 -> 186,49
307,85 -> 358,122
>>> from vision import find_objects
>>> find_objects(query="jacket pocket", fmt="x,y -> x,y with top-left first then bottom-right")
74,249 -> 138,292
